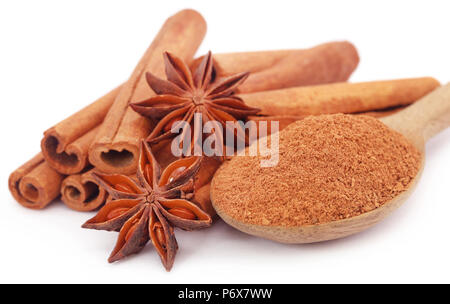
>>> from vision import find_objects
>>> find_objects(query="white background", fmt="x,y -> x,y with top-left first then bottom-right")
1,0 -> 449,283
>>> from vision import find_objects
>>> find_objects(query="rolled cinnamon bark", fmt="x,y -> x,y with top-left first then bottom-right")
41,87 -> 120,174
241,77 -> 440,116
250,106 -> 409,136
191,41 -> 360,93
191,49 -> 296,75
88,9 -> 207,175
8,153 -> 64,209
358,106 -> 408,118
60,169 -> 107,212
240,41 -> 359,93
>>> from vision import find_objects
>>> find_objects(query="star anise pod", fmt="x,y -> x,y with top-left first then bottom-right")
130,51 -> 260,157
82,141 -> 212,271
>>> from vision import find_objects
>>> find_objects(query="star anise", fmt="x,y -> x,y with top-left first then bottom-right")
130,51 -> 260,157
82,141 -> 212,271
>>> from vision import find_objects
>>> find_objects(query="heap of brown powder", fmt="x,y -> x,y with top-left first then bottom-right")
211,114 -> 421,226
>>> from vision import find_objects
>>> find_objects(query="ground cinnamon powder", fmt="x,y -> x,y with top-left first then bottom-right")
212,114 -> 421,226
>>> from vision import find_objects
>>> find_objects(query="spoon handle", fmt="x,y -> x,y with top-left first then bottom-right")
381,83 -> 450,144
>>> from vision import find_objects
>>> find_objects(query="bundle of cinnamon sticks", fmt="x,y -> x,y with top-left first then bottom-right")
9,9 -> 440,214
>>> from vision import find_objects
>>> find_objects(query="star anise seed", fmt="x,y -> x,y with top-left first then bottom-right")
130,51 -> 260,157
82,141 -> 212,271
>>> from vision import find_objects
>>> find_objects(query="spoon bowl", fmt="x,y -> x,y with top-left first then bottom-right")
212,83 -> 450,243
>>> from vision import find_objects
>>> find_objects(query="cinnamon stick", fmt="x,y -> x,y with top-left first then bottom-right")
250,106 -> 409,136
241,77 -> 440,116
60,169 -> 107,212
41,87 -> 120,174
8,153 -> 64,209
191,41 -> 360,93
88,9 -> 207,175
358,105 -> 408,118
191,49 -> 296,75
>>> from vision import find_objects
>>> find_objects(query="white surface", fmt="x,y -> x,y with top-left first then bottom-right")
1,0 -> 449,283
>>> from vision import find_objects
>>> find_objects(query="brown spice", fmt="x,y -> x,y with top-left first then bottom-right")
212,114 -> 421,226
82,141 -> 212,271
240,77 -> 440,117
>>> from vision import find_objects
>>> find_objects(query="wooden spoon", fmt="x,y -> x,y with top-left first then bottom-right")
211,83 -> 450,244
